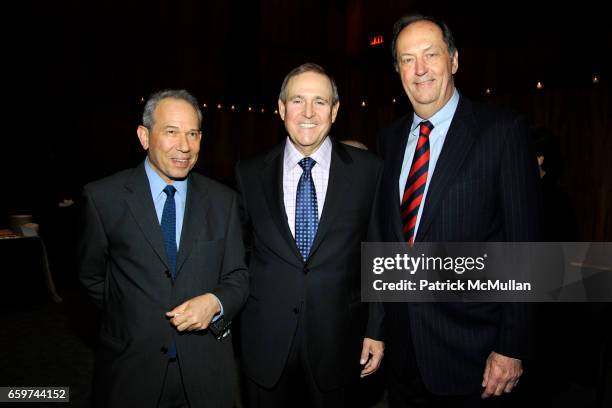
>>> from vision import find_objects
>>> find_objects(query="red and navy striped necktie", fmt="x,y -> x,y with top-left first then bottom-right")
400,120 -> 434,244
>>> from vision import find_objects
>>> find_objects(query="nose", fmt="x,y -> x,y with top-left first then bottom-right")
303,102 -> 314,118
414,57 -> 427,76
176,132 -> 190,152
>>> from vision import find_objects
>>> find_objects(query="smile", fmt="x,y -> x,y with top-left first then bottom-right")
171,158 -> 190,166
299,123 -> 317,128
415,79 -> 434,85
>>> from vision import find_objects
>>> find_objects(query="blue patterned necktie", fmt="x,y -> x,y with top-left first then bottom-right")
161,185 -> 178,358
295,157 -> 318,261
161,185 -> 177,279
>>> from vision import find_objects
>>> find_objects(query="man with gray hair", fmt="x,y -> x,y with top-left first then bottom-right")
236,63 -> 384,407
378,13 -> 538,407
79,89 -> 248,407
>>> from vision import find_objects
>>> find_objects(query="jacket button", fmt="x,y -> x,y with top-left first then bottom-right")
160,346 -> 168,354
303,266 -> 309,274
293,307 -> 300,314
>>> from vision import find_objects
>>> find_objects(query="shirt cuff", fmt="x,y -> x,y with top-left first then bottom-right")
210,293 -> 224,322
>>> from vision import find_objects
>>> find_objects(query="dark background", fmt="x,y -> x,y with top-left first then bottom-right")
3,0 -> 610,240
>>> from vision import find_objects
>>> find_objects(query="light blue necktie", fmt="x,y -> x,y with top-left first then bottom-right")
295,158 -> 318,261
161,185 -> 177,358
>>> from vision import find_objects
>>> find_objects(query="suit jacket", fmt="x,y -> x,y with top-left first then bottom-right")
235,139 -> 384,391
378,96 -> 539,395
78,163 -> 248,408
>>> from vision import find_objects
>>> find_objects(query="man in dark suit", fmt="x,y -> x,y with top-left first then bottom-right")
235,63 -> 384,407
377,14 -> 539,407
79,89 -> 248,408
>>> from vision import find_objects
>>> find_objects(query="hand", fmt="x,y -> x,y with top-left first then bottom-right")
360,338 -> 384,378
166,293 -> 221,332
481,351 -> 523,398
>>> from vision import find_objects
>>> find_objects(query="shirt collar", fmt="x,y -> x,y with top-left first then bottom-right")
283,136 -> 332,172
144,158 -> 188,198
411,88 -> 460,133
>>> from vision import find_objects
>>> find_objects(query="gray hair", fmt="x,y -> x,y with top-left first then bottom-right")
142,89 -> 203,129
391,13 -> 456,71
278,63 -> 339,105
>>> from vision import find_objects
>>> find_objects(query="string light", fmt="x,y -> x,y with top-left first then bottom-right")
182,79 -> 594,114
140,97 -> 144,103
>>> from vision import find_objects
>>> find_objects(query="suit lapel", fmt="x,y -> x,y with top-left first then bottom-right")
308,139 -> 352,259
261,143 -> 304,261
175,175 -> 210,274
390,116 -> 413,242
124,164 -> 169,270
416,97 -> 476,241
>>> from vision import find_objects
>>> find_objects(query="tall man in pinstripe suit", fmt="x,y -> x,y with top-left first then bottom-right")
377,14 -> 539,407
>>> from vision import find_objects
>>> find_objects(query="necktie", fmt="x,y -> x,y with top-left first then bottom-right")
401,120 -> 434,244
161,185 -> 177,278
161,185 -> 178,358
295,157 -> 318,261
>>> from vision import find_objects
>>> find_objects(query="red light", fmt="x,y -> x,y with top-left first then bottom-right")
369,35 -> 384,46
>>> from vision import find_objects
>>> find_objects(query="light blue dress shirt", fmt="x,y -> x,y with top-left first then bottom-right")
145,158 -> 187,246
144,158 -> 223,318
398,89 -> 460,239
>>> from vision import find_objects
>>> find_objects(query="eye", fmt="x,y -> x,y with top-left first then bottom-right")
188,131 -> 200,139
315,100 -> 327,106
400,56 -> 414,64
166,129 -> 177,136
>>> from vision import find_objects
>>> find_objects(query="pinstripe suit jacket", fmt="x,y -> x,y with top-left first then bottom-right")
378,96 -> 539,395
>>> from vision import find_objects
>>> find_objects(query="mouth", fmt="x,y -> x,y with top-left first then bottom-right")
171,158 -> 191,168
298,123 -> 317,129
415,79 -> 434,86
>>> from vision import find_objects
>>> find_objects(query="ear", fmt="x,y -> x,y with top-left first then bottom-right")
278,99 -> 286,120
331,101 -> 340,123
451,50 -> 459,75
137,125 -> 150,150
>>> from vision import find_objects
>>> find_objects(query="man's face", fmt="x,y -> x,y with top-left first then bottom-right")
137,98 -> 201,184
395,20 -> 458,119
278,71 -> 339,156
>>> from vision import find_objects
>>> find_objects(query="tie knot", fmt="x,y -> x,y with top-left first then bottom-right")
163,185 -> 176,197
298,157 -> 316,173
419,121 -> 434,137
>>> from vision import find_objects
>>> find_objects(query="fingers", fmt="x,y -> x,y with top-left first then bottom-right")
481,352 -> 522,399
361,351 -> 382,377
359,343 -> 370,365
166,295 -> 217,332
360,338 -> 384,378
503,379 -> 516,394
166,302 -> 188,318
481,378 -> 497,399
481,360 -> 491,387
